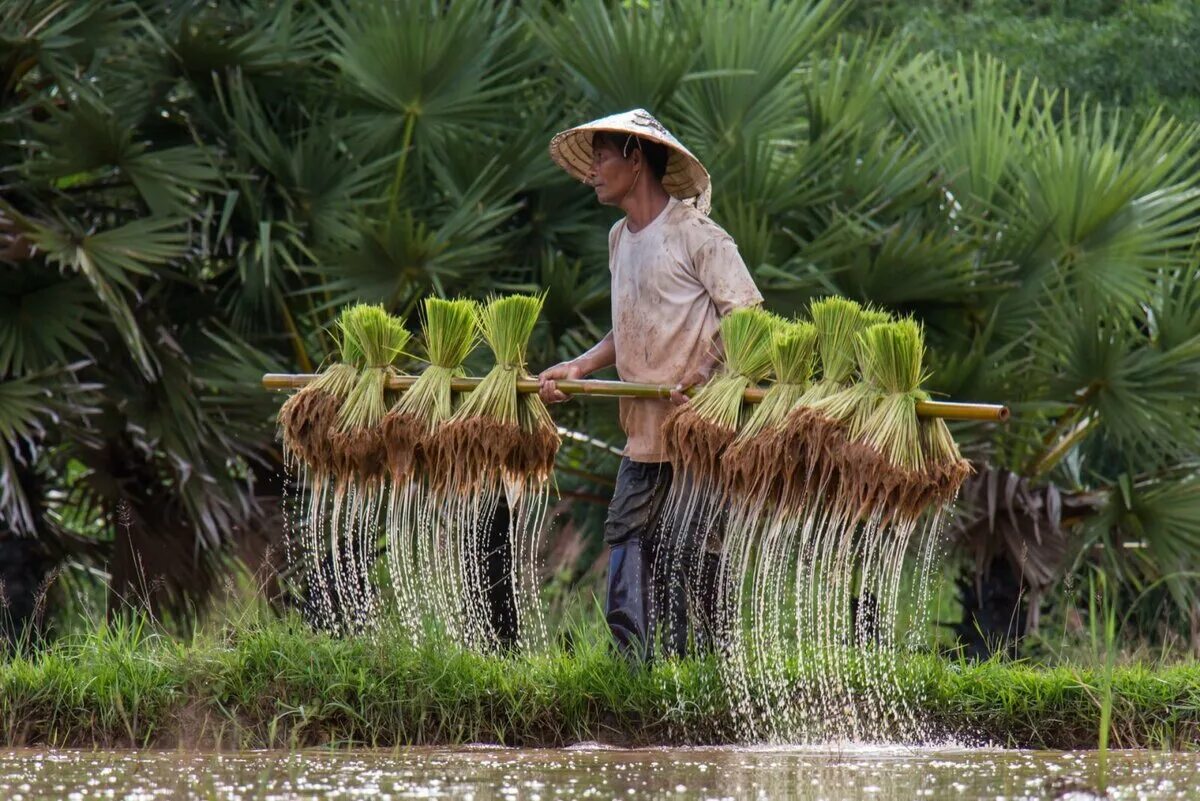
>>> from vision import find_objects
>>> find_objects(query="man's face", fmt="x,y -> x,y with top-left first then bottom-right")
590,137 -> 637,206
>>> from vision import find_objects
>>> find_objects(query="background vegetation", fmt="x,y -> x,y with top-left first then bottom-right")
2,0 -> 1198,659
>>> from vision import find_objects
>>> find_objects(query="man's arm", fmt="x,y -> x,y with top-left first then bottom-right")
537,330 -> 616,404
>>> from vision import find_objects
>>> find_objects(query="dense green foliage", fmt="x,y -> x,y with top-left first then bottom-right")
1,0 -> 1198,650
852,0 -> 1200,122
2,617 -> 1199,749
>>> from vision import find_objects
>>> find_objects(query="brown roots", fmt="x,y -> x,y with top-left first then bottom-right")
328,424 -> 389,488
424,416 -> 523,498
379,411 -> 428,485
831,443 -> 973,527
834,438 -> 929,526
927,455 -> 974,509
773,407 -> 846,515
721,429 -> 795,508
507,422 -> 560,483
278,388 -> 342,476
661,406 -> 737,490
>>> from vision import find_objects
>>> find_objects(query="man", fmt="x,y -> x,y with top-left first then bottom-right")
539,109 -> 763,659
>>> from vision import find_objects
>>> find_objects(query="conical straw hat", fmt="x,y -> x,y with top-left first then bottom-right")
549,108 -> 712,213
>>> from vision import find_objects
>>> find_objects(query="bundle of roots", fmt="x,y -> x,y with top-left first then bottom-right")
426,293 -> 560,498
328,305 -> 411,488
661,306 -> 777,491
379,297 -> 478,485
277,305 -> 367,480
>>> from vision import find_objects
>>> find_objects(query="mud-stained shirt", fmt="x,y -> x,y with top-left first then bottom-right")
608,197 -> 763,462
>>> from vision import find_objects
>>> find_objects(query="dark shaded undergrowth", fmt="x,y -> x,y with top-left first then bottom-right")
2,620 -> 1198,750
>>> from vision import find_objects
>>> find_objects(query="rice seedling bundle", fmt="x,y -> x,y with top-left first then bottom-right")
721,320 -> 818,506
661,306 -> 777,492
380,297 -> 478,484
774,298 -> 891,513
330,304 -> 411,486
835,318 -> 933,525
277,307 -> 365,479
376,297 -> 478,641
427,293 -> 560,497
422,293 -> 558,652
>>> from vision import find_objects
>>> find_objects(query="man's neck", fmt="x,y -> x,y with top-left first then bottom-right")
620,182 -> 671,233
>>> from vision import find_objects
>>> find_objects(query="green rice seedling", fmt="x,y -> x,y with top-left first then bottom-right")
661,306 -> 777,490
655,306 -> 775,664
721,320 -> 818,504
300,305 -> 410,635
277,305 -> 393,635
380,297 -> 478,484
712,319 -> 817,739
329,305 -> 411,485
835,319 -> 929,524
427,294 -> 554,495
277,307 -> 366,478
774,298 -> 890,513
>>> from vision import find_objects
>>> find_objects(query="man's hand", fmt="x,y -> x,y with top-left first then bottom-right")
538,360 -> 587,404
670,366 -> 714,405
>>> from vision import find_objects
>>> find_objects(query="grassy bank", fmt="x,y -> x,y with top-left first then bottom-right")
3,620 -> 1198,750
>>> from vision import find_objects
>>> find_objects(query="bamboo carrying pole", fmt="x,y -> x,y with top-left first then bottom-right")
261,373 -> 1009,422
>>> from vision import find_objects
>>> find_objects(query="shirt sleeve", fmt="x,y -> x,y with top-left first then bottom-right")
693,234 -> 764,316
607,219 -> 624,273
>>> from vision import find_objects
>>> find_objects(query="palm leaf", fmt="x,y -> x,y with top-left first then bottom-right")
1012,106 -> 1200,307
26,214 -> 189,378
527,0 -> 698,113
323,0 -> 536,157
0,272 -> 101,374
672,0 -> 847,154
890,53 -> 1041,213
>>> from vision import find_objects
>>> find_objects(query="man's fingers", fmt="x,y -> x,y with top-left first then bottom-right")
538,379 -> 571,404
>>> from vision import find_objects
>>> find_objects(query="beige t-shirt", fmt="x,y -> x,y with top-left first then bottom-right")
609,197 -> 764,462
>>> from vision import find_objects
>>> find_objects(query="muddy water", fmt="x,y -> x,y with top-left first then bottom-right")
1,745 -> 1197,800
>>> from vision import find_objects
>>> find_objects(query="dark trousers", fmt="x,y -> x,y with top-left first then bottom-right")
466,494 -> 518,652
604,458 -> 721,660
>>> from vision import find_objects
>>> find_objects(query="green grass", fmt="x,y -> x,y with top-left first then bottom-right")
3,617 -> 1199,750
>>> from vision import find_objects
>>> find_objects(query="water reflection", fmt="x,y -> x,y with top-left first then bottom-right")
1,745 -> 1197,800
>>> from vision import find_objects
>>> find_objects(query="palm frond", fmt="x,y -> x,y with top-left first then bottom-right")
528,0 -> 698,113
1014,105 -> 1200,307
26,214 -> 189,378
0,271 -> 102,374
890,52 -> 1040,212
672,0 -> 847,153
324,0 -> 537,157
0,365 -> 96,536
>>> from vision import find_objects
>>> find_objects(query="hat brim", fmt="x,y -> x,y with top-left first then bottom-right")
549,114 -> 710,204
